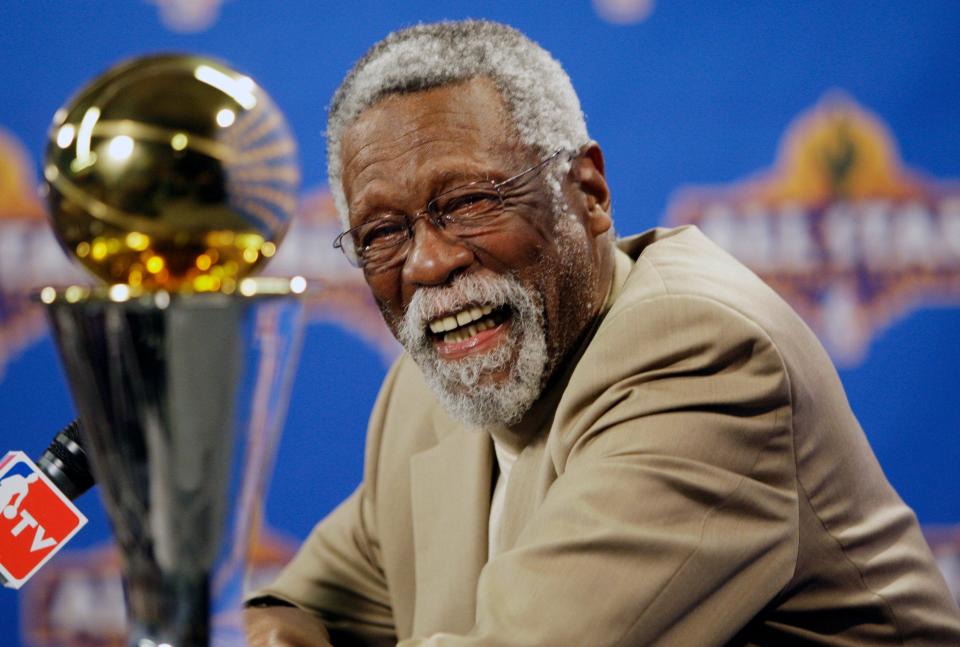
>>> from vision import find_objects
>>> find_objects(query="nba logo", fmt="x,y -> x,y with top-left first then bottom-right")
0,451 -> 87,589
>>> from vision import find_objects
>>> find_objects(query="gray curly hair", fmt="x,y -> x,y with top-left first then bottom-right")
326,19 -> 590,229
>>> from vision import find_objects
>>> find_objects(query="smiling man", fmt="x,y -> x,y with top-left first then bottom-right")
245,20 -> 960,647
338,75 -> 613,430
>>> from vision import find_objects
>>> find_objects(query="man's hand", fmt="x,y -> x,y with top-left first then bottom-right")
243,605 -> 334,647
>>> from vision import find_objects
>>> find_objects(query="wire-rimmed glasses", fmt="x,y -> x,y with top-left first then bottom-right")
333,148 -> 570,271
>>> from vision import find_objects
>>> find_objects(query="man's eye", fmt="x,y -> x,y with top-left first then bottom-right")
361,221 -> 406,249
441,192 -> 500,218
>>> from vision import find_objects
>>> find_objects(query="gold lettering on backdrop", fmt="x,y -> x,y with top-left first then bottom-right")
667,93 -> 960,364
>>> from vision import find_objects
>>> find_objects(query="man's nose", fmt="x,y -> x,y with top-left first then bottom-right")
402,220 -> 474,286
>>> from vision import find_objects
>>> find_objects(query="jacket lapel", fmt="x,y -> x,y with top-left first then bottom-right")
403,244 -> 638,636
410,422 -> 493,636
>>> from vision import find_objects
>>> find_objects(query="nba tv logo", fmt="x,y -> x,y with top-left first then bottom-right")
0,452 -> 86,589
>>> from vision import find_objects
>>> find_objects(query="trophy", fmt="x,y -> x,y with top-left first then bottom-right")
39,54 -> 304,646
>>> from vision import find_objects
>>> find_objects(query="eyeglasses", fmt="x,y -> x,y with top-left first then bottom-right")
333,148 -> 570,271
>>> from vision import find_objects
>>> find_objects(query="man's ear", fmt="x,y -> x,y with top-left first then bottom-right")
571,142 -> 612,238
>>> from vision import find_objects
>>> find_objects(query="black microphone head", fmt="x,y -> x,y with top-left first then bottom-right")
36,419 -> 95,500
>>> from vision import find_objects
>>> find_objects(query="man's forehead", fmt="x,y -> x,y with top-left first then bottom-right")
339,80 -> 530,218
340,78 -> 517,168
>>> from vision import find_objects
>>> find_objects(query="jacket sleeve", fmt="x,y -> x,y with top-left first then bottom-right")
248,360 -> 405,646
401,294 -> 799,647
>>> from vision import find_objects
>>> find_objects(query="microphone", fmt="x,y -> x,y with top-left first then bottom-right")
35,419 -> 95,501
0,420 -> 91,588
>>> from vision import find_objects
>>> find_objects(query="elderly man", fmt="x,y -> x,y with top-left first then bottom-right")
246,20 -> 960,646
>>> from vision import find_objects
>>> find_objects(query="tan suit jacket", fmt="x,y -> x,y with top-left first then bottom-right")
257,226 -> 960,645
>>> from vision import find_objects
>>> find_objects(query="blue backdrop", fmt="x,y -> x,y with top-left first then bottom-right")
2,2 -> 959,644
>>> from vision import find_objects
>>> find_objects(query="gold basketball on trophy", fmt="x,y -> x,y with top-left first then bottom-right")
43,54 -> 299,292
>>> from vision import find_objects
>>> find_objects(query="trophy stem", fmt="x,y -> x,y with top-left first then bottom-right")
45,289 -> 304,647
127,568 -> 211,646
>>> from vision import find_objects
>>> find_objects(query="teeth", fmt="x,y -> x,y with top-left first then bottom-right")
440,317 -> 499,343
429,304 -> 497,334
429,303 -> 506,343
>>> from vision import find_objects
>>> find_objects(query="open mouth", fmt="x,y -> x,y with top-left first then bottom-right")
427,304 -> 510,344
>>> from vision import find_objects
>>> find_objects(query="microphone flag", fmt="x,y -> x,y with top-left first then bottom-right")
0,451 -> 87,589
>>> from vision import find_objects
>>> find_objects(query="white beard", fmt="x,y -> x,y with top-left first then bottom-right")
398,272 -> 548,428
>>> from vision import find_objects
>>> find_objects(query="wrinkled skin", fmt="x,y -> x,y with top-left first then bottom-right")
340,77 -> 615,397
